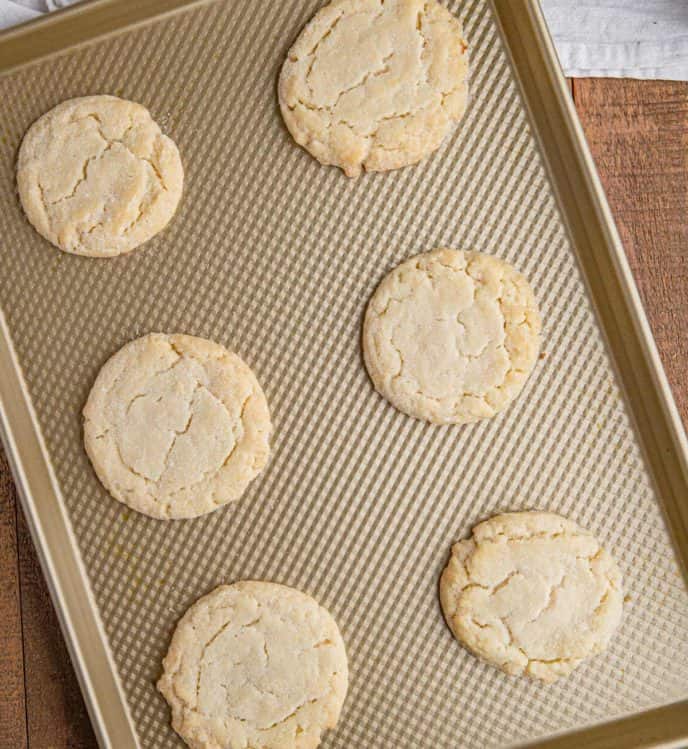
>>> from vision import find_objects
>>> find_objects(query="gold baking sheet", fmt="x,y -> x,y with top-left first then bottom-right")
0,1 -> 687,747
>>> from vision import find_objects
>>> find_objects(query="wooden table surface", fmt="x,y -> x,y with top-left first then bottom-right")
1,78 -> 687,748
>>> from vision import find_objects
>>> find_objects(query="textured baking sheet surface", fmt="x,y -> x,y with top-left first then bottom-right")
1,1 -> 687,747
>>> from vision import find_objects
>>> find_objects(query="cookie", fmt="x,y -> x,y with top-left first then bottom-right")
158,581 -> 348,749
83,333 -> 271,519
362,249 -> 541,424
279,0 -> 469,177
17,95 -> 183,257
439,512 -> 624,683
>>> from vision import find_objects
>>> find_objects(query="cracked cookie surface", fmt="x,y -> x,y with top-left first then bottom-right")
362,248 -> 541,424
83,333 -> 271,519
158,581 -> 348,749
17,95 -> 183,257
439,512 -> 623,683
279,0 -> 469,177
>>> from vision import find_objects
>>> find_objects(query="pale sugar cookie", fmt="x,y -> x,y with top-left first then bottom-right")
158,581 -> 348,749
83,333 -> 270,519
17,95 -> 183,257
279,0 -> 469,177
362,249 -> 541,424
439,512 -> 623,683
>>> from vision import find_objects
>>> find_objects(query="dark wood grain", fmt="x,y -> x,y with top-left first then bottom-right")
574,78 -> 688,426
16,509 -> 96,749
0,78 -> 686,746
0,450 -> 27,749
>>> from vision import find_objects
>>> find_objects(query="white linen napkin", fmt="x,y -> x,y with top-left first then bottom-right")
0,0 -> 78,28
541,0 -> 688,80
1,0 -> 688,81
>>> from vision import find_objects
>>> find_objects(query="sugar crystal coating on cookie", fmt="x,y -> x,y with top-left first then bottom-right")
439,512 -> 624,683
279,0 -> 469,177
158,581 -> 348,749
363,248 -> 541,424
17,95 -> 183,257
83,333 -> 271,519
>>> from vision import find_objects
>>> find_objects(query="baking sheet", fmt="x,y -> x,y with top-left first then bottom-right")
0,0 -> 687,747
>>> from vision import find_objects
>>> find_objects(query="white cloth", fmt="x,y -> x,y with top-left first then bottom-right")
541,1 -> 688,80
0,0 -> 78,27
1,0 -> 688,81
